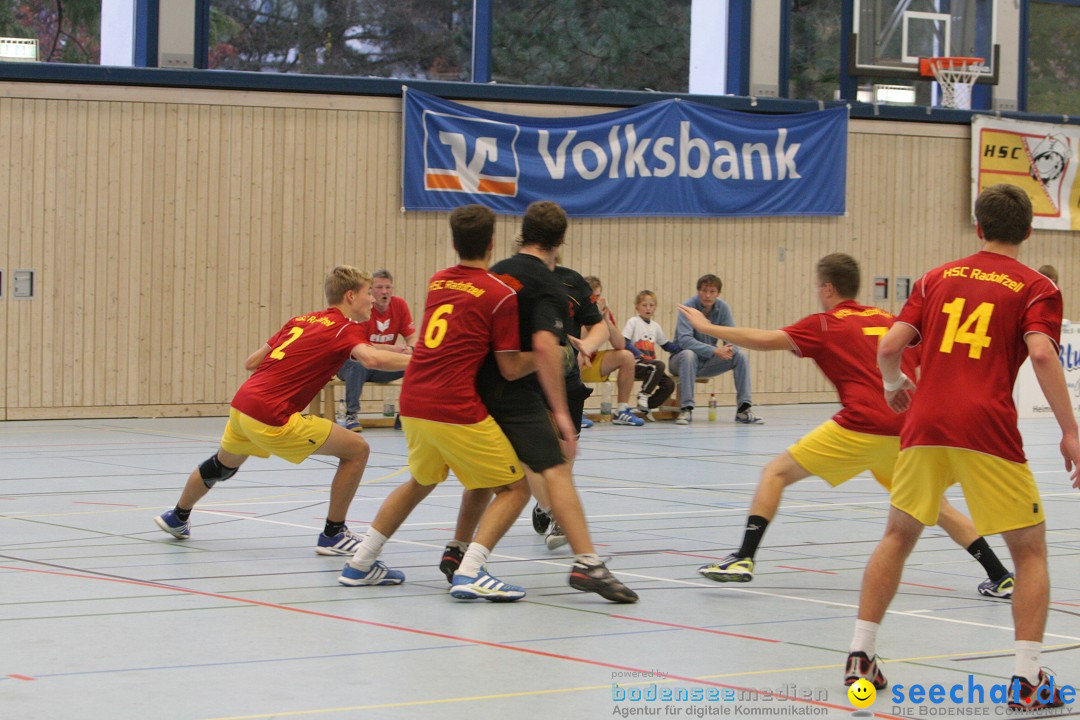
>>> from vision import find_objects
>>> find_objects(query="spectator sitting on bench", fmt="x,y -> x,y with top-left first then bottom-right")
337,269 -> 418,431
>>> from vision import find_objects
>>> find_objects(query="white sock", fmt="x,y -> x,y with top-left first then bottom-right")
348,528 -> 388,570
458,542 -> 491,577
446,539 -> 468,553
575,552 -> 602,567
617,403 -> 629,413
1015,641 -> 1042,683
850,620 -> 880,657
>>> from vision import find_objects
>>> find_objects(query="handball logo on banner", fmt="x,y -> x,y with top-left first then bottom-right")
978,128 -> 1071,218
422,111 -> 520,197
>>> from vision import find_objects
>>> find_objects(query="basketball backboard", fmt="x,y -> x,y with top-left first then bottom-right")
851,0 -> 998,83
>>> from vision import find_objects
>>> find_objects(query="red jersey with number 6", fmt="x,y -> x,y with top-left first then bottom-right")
400,265 -> 520,424
232,307 -> 369,426
782,300 -> 919,436
896,251 -> 1062,462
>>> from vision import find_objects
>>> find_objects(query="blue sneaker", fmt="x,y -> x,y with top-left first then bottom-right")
316,527 -> 364,556
343,415 -> 363,433
338,560 -> 405,586
450,570 -> 526,601
580,416 -> 594,429
612,408 -> 644,426
154,509 -> 190,539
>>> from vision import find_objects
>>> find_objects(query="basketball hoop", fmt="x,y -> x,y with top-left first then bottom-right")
918,57 -> 985,110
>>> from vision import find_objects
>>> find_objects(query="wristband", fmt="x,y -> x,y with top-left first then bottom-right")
882,373 -> 909,392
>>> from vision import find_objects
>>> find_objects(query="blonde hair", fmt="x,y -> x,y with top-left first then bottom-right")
324,266 -> 371,305
584,275 -> 602,291
635,289 -> 657,306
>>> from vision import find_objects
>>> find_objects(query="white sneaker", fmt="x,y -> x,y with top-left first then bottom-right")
675,408 -> 692,425
636,392 -> 650,413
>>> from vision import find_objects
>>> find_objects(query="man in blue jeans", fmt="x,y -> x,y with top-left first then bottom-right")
671,274 -> 763,425
337,269 -> 419,431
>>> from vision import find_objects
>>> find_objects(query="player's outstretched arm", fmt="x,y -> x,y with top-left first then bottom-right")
1026,332 -> 1080,486
533,330 -> 578,461
495,351 -> 535,381
352,344 -> 411,371
675,305 -> 788,351
245,344 -> 272,372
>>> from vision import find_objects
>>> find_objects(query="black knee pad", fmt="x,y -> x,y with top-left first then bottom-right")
199,455 -> 239,489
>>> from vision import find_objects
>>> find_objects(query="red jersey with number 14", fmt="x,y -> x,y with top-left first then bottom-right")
782,300 -> 919,436
399,265 -> 520,425
897,251 -> 1062,463
232,307 -> 369,426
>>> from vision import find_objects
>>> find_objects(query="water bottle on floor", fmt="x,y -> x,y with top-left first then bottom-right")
708,393 -> 717,422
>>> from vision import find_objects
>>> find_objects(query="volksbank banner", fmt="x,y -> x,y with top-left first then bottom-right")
402,88 -> 847,218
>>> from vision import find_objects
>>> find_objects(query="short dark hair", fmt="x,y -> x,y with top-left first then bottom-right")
696,274 -> 722,293
373,269 -> 393,282
450,204 -> 496,260
974,184 -> 1033,245
816,253 -> 860,299
1038,264 -> 1059,284
520,201 -> 567,251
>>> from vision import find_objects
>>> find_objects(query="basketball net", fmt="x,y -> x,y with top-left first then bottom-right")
927,58 -> 985,110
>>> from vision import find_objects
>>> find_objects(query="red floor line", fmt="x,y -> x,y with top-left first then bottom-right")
776,566 -> 838,575
1051,601 -> 1080,608
0,564 -> 903,719
610,614 -> 779,643
72,502 -> 139,507
7,674 -> 35,681
900,581 -> 956,592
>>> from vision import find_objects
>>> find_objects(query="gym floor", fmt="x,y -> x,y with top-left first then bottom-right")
2,404 -> 1078,720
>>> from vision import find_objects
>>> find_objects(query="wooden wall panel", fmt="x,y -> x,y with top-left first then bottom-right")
2,82 -> 1077,419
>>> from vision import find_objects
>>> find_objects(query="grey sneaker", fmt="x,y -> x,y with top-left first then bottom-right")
675,408 -> 692,425
735,405 -> 764,424
545,522 -> 569,550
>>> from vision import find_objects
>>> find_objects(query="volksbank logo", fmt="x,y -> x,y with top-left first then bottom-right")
537,122 -> 801,182
422,110 -> 520,197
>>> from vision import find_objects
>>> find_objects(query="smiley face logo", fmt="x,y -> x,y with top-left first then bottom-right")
848,678 -> 876,708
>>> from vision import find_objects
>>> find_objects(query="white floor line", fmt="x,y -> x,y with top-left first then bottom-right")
196,511 -> 1080,642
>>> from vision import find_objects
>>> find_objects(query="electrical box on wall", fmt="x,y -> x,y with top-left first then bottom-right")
12,269 -> 34,299
895,277 -> 912,302
873,276 -> 889,301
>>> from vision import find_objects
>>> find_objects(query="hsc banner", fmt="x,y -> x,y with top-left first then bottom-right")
972,116 -> 1080,231
402,88 -> 847,218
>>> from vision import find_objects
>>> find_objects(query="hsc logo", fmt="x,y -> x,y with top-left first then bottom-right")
422,110 -> 520,197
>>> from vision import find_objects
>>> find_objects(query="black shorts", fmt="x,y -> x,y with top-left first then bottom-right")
480,378 -> 566,473
564,364 -> 593,435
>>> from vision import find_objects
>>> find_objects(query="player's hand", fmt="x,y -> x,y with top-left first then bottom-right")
1060,433 -> 1080,488
715,344 -> 734,360
595,296 -> 608,314
553,411 -> 578,461
883,376 -> 916,413
677,304 -> 711,333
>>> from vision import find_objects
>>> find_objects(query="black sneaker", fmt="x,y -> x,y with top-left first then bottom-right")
844,651 -> 888,690
1008,670 -> 1065,710
569,560 -> 639,603
439,544 -> 465,584
531,503 -> 551,534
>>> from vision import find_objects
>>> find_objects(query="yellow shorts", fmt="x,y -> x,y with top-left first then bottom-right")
220,408 -> 332,464
580,350 -> 612,383
890,446 -> 1044,535
401,415 -> 524,490
788,421 -> 899,489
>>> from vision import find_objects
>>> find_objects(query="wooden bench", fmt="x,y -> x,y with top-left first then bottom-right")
309,378 -> 403,428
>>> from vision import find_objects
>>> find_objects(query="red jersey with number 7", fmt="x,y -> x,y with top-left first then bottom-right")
782,300 -> 919,436
400,265 -> 520,424
896,251 -> 1062,463
232,307 -> 369,426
